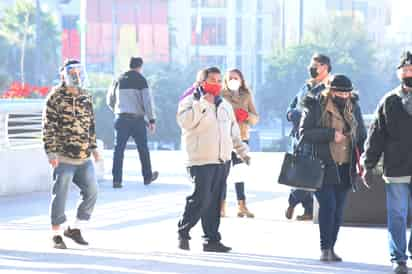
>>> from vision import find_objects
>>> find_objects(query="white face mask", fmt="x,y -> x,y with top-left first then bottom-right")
228,79 -> 241,91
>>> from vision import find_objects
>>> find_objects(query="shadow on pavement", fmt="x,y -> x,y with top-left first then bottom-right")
0,248 -> 391,274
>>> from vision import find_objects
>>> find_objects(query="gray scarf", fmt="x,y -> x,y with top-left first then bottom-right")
399,88 -> 412,116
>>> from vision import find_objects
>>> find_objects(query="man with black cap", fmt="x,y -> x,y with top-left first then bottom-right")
362,51 -> 412,274
300,74 -> 366,262
107,57 -> 158,188
285,53 -> 332,221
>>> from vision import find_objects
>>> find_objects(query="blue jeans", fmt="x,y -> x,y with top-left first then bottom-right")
315,183 -> 349,250
50,160 -> 98,226
385,182 -> 412,263
112,115 -> 153,183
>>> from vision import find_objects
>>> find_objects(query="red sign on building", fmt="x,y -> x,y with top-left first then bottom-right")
86,0 -> 169,72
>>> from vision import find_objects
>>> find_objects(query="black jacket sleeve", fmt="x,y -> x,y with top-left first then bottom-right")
286,95 -> 301,121
299,102 -> 335,144
362,104 -> 386,170
353,103 -> 367,153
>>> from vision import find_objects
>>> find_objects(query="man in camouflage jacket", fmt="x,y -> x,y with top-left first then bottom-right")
42,59 -> 99,249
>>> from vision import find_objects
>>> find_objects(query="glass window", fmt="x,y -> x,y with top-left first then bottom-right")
256,54 -> 262,85
192,0 -> 227,8
326,0 -> 339,10
236,18 -> 242,51
236,0 -> 242,12
191,17 -> 227,45
257,0 -> 262,12
256,18 -> 262,51
193,55 -> 227,70
236,55 -> 242,70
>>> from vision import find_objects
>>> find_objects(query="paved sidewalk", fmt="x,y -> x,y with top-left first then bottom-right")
0,151 -> 395,273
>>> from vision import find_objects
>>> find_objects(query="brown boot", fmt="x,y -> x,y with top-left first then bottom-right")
220,200 -> 226,217
237,200 -> 255,218
285,206 -> 294,219
296,213 -> 313,221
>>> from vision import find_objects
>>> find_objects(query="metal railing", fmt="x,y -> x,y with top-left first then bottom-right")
0,99 -> 44,149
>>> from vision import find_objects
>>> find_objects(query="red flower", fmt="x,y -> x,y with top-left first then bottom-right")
38,86 -> 50,96
1,81 -> 50,98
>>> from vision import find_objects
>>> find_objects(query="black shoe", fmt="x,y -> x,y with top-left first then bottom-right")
113,181 -> 122,188
320,249 -> 331,262
296,213 -> 313,221
52,235 -> 67,249
330,249 -> 342,262
393,262 -> 408,274
203,241 -> 232,253
144,171 -> 159,185
178,239 -> 190,250
64,227 -> 88,245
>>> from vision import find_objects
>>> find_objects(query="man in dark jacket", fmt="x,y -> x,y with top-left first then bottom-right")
362,51 -> 412,274
285,53 -> 331,221
107,57 -> 158,188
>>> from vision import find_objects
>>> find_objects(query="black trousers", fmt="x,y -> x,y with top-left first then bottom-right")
288,189 -> 313,214
112,115 -> 153,183
178,162 -> 230,242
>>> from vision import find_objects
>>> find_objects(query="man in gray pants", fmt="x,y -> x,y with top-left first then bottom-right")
107,57 -> 158,188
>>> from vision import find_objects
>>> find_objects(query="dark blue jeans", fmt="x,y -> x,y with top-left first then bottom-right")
288,189 -> 313,215
314,164 -> 350,250
112,115 -> 153,183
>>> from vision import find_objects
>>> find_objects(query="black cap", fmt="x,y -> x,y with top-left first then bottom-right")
130,57 -> 143,69
398,51 -> 412,69
329,74 -> 353,92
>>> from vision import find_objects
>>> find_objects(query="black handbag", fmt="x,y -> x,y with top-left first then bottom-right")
278,139 -> 325,191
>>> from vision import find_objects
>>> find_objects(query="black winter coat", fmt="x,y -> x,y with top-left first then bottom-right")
363,87 -> 412,177
299,94 -> 367,188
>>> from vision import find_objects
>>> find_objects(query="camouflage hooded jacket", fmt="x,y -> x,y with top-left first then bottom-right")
42,84 -> 97,161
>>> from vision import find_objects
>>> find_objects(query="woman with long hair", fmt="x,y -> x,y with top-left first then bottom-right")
221,68 -> 259,218
300,74 -> 366,261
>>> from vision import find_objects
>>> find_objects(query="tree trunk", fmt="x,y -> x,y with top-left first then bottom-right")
21,12 -> 29,86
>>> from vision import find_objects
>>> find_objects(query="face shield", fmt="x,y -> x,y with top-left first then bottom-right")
62,63 -> 87,88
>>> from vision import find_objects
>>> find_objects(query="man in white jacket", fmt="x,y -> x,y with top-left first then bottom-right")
176,67 -> 250,252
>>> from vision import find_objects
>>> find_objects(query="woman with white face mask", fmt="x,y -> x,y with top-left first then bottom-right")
221,69 -> 259,218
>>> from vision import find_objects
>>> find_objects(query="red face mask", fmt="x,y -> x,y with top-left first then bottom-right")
202,82 -> 221,96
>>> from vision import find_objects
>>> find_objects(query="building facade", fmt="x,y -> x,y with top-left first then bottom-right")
169,0 -> 281,90
386,0 -> 412,46
282,0 -> 391,47
85,0 -> 169,74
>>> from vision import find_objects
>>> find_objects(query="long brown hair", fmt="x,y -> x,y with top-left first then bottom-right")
223,68 -> 251,93
320,89 -> 356,137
